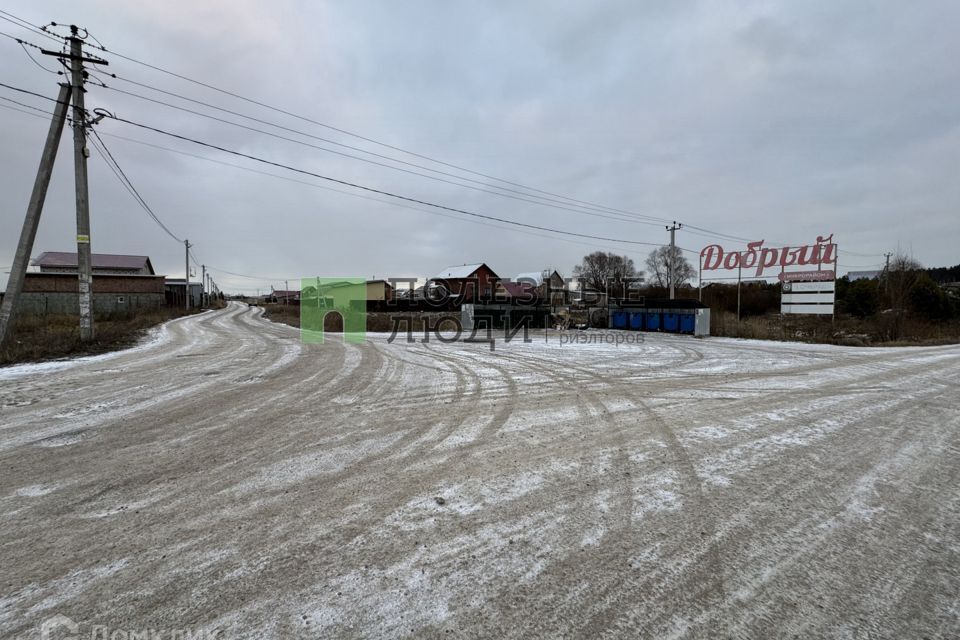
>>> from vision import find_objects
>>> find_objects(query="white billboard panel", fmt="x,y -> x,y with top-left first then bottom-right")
781,275 -> 835,315
782,303 -> 833,315
782,292 -> 835,305
783,281 -> 834,293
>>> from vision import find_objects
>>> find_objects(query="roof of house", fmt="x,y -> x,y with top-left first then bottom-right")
847,270 -> 881,280
514,271 -> 545,286
614,297 -> 708,310
500,281 -> 537,298
431,263 -> 488,280
34,251 -> 155,273
164,279 -> 202,287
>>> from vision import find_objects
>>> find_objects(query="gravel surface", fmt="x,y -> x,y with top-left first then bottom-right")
2,302 -> 958,638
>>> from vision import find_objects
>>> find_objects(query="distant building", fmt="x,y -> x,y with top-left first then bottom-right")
569,280 -> 607,307
268,289 -> 300,304
497,280 -> 538,303
847,270 -> 881,281
515,270 -> 566,305
17,251 -> 164,315
164,279 -> 203,308
366,279 -> 394,301
430,263 -> 499,302
33,251 -> 156,276
19,251 -> 164,315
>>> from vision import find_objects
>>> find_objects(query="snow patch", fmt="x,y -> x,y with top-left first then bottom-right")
15,484 -> 61,497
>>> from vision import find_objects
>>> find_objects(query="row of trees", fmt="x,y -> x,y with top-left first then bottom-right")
836,254 -> 958,337
572,250 -> 958,338
572,247 -> 695,295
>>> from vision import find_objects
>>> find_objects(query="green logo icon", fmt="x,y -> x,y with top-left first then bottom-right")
300,277 -> 367,344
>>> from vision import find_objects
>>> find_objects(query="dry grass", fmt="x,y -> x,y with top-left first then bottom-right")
261,303 -> 300,327
710,310 -> 960,346
0,307 -> 205,365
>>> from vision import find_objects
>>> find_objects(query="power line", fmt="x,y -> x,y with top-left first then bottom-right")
0,100 -> 52,120
0,8 -> 892,256
97,130 -> 641,256
18,41 -> 60,74
3,10 -> 844,251
94,72 -> 674,227
206,265 -> 296,282
0,29 -> 42,48
101,112 -> 686,251
0,29 -> 67,77
0,81 -> 75,108
50,20 -> 719,236
0,97 -> 656,275
0,94 -> 61,116
89,79 -> 665,228
88,128 -> 184,243
100,46 -> 676,219
0,11 -> 890,258
683,224 -> 884,258
0,101 -> 673,260
90,58 -> 888,255
0,10 -> 63,45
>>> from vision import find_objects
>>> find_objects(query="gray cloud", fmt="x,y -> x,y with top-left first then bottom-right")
2,0 -> 957,293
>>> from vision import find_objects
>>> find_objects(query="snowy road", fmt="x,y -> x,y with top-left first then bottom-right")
2,302 -> 959,638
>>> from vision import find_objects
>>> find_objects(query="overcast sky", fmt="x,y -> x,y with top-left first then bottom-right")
2,0 -> 958,293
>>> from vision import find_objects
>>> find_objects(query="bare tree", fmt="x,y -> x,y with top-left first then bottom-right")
645,246 -> 695,288
883,251 -> 922,339
572,252 -> 641,297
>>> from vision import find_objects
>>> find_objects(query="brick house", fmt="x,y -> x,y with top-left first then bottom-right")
18,251 -> 165,315
430,263 -> 500,303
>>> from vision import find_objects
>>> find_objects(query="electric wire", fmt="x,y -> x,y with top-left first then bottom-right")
96,72 -> 670,226
0,10 -> 63,45
0,81 -> 74,108
0,10 -> 891,259
0,100 -> 51,120
3,8 -> 876,254
89,79 -> 664,228
100,112 -> 685,251
97,130 -> 640,256
88,128 -> 184,243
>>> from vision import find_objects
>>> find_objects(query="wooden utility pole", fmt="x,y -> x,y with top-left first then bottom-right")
698,252 -> 703,302
737,257 -> 742,324
68,27 -> 96,341
0,83 -> 72,346
184,239 -> 191,310
201,264 -> 206,308
666,221 -> 682,300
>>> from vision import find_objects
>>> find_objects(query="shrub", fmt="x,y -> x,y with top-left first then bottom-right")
844,279 -> 880,318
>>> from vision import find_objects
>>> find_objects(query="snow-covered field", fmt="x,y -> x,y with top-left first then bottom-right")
1,302 -> 958,638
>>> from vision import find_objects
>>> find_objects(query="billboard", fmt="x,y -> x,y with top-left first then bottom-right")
780,280 -> 835,316
699,234 -> 836,316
